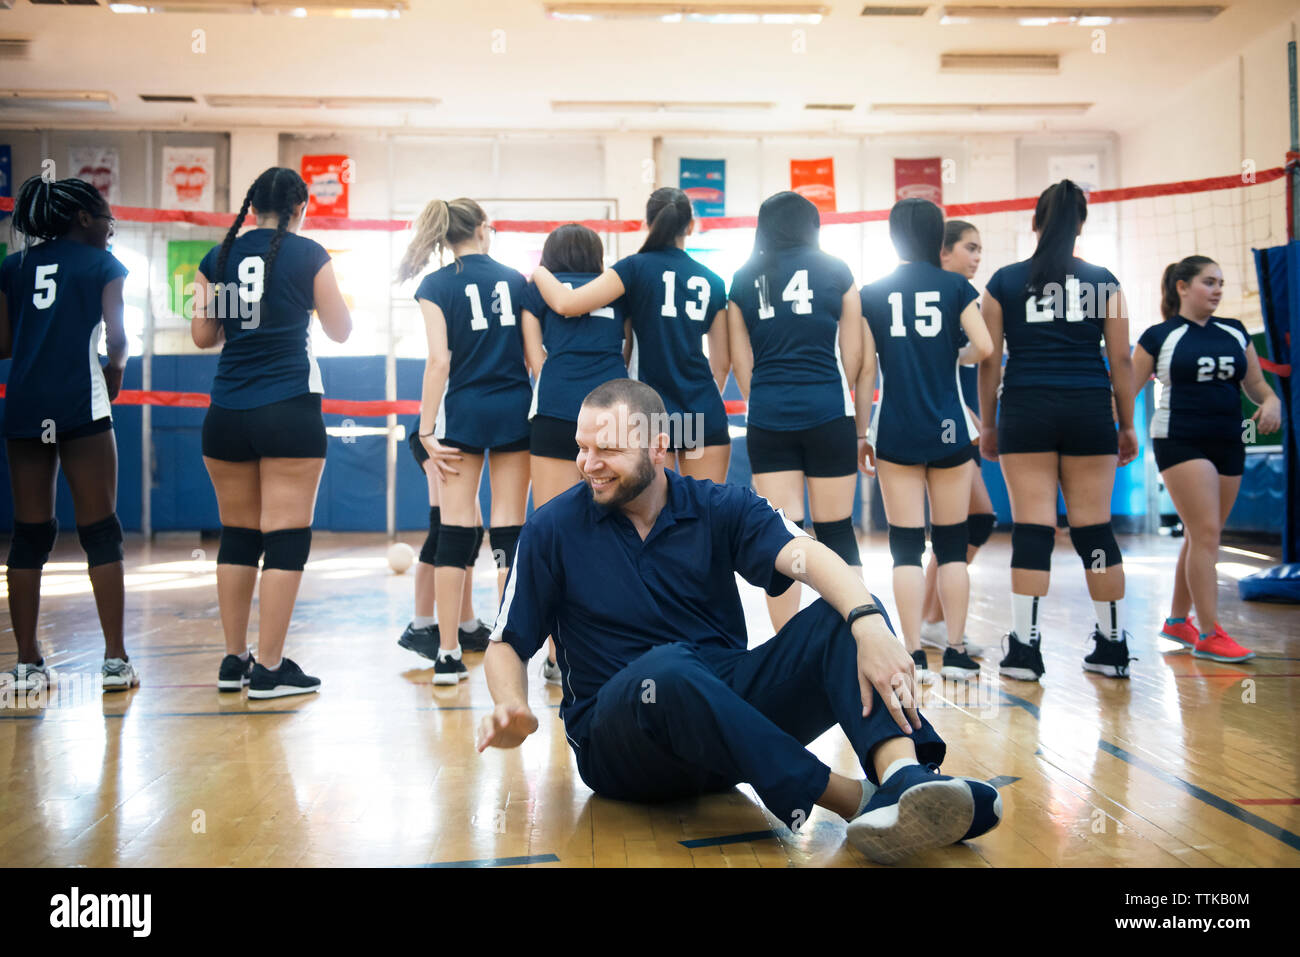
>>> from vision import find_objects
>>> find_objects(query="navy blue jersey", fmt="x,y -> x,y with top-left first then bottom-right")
198,228 -> 331,410
611,248 -> 728,435
985,257 -> 1119,391
489,470 -> 805,744
521,273 -> 627,422
1,239 -> 126,439
861,262 -> 979,463
416,253 -> 530,447
729,249 -> 856,431
1139,315 -> 1249,442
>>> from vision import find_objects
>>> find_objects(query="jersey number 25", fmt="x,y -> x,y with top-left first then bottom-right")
1196,356 -> 1235,381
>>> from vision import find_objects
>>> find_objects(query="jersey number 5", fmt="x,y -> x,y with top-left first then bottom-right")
466,282 -> 516,331
33,264 -> 59,310
661,271 -> 711,321
1196,356 -> 1235,381
887,290 -> 942,337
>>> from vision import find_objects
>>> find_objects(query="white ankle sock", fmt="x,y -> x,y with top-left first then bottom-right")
881,757 -> 919,785
237,650 -> 250,662
460,617 -> 480,632
1011,593 -> 1042,643
438,647 -> 462,661
413,615 -> 436,629
261,659 -> 281,672
853,780 -> 877,817
1092,599 -> 1124,641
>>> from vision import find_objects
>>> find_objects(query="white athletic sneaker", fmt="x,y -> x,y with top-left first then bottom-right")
101,658 -> 140,692
541,658 -> 562,686
5,661 -> 50,694
919,621 -> 984,659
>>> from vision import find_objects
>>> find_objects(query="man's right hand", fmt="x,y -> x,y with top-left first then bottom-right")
476,703 -> 539,752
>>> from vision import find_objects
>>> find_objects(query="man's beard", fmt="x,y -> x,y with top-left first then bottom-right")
589,451 -> 655,509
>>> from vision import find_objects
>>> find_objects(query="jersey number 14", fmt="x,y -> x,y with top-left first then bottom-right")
465,282 -> 516,331
755,269 -> 814,320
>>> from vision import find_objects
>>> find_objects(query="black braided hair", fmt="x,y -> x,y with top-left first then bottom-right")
215,167 -> 309,304
11,175 -> 106,249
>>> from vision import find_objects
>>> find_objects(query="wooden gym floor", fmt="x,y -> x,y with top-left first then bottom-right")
1,529 -> 1297,868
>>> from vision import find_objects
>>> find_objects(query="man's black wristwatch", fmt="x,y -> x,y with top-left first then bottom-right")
846,603 -> 884,629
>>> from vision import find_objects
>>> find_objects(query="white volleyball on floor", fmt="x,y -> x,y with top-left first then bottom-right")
387,542 -> 416,574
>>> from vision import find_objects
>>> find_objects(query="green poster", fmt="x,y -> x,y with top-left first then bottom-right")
166,239 -> 213,318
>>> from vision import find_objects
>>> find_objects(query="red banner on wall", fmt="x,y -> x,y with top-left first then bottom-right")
790,158 -> 836,213
894,157 -> 943,205
301,154 -> 350,219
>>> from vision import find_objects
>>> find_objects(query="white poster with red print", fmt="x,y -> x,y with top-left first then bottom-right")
68,146 -> 120,205
161,146 -> 215,211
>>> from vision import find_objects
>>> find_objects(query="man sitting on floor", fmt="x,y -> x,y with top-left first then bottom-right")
476,379 -> 1001,864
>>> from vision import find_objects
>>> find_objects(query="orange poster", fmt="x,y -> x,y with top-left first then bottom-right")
790,158 -> 836,213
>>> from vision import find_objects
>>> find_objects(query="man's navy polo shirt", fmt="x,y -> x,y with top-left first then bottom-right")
490,469 -> 808,746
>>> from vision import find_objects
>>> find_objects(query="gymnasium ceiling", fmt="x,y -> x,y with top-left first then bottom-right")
0,0 -> 1296,137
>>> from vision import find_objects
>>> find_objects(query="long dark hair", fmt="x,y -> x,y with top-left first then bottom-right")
742,190 -> 820,285
1028,179 -> 1087,297
216,167 -> 309,303
540,223 -> 604,274
889,198 -> 944,267
11,175 -> 106,248
639,187 -> 693,254
1161,255 -> 1217,320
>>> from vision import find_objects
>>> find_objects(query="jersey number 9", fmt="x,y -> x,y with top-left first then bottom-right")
887,290 -> 942,338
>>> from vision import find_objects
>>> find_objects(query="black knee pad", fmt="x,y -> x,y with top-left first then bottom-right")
418,506 -> 442,566
434,524 -> 478,568
262,527 -> 312,572
469,525 -> 485,569
7,519 -> 58,570
490,525 -> 523,570
968,512 -> 996,549
1069,522 -> 1122,572
930,521 -> 970,565
1011,523 -> 1055,572
812,518 -> 861,567
217,525 -> 263,567
888,525 -> 926,568
75,514 -> 124,569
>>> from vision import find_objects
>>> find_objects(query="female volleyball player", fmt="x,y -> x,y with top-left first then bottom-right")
398,198 -> 531,686
978,179 -> 1138,682
397,428 -> 491,661
919,220 -> 993,658
1133,255 -> 1282,663
193,167 -> 352,698
528,187 -> 731,482
521,223 -> 630,683
727,191 -> 863,633
860,199 -> 992,682
0,175 -> 134,693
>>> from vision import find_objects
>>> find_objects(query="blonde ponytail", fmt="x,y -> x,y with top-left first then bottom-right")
397,199 -> 450,283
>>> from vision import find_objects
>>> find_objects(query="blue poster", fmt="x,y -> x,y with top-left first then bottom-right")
0,145 -> 10,220
679,158 -> 725,218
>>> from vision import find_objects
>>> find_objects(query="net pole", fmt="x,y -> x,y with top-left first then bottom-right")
1289,37 -> 1298,241
385,137 -> 397,541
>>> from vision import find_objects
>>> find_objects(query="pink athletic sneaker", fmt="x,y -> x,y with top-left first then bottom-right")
1192,625 -> 1256,663
1160,617 -> 1198,648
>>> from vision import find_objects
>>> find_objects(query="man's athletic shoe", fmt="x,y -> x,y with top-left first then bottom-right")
1160,617 -> 1198,649
398,622 -> 441,661
957,777 -> 1004,844
911,649 -> 936,686
5,661 -> 49,694
247,659 -> 321,699
433,651 -> 469,686
846,764 -> 987,865
998,632 -> 1045,681
1192,625 -> 1256,663
541,658 -> 562,685
102,658 -> 140,692
1083,629 -> 1135,678
217,652 -> 255,691
920,621 -> 984,658
940,645 -> 981,681
458,622 -> 492,653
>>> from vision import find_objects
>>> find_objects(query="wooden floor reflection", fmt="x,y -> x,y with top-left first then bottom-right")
1,529 -> 1297,867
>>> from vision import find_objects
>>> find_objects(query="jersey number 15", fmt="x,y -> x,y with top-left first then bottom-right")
888,290 -> 942,337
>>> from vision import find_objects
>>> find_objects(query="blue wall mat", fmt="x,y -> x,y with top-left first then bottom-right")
149,355 -> 219,531
1227,451 -> 1284,535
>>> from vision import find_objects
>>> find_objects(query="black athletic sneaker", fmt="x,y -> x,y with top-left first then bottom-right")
458,621 -> 492,653
998,632 -> 1045,681
940,645 -> 981,681
217,652 -> 255,692
1083,628 -> 1136,678
911,648 -> 936,685
433,651 -> 469,686
247,658 -> 321,699
398,622 -> 441,661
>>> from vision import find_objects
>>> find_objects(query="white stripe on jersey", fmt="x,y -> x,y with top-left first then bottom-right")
488,558 -> 518,644
832,336 -> 854,417
627,331 -> 640,381
1212,321 -> 1248,352
305,332 -> 324,394
527,365 -> 542,421
866,366 -> 884,449
88,323 -> 111,422
954,362 -> 978,443
1150,323 -> 1188,440
434,380 -> 448,440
